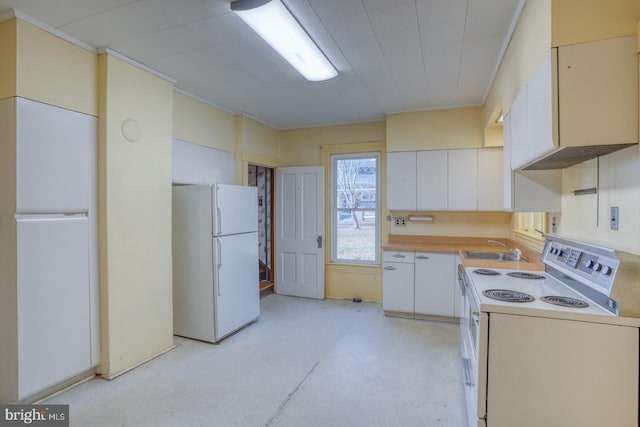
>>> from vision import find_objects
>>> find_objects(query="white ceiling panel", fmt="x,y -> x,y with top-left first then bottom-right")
0,0 -> 524,129
188,12 -> 245,46
362,0 -> 415,12
112,26 -> 209,62
368,2 -> 418,35
306,0 -> 365,20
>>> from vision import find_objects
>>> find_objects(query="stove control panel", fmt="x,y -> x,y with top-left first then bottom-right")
543,240 -> 619,294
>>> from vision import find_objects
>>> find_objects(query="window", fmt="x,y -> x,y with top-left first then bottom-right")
514,212 -> 547,239
330,153 -> 380,264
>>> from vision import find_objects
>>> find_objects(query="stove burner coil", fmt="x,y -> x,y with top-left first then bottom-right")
541,296 -> 589,308
473,269 -> 501,276
482,289 -> 535,303
507,272 -> 545,280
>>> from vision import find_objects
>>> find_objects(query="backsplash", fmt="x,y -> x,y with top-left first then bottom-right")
387,211 -> 513,238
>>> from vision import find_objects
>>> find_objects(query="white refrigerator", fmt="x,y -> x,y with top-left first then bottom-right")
172,184 -> 260,343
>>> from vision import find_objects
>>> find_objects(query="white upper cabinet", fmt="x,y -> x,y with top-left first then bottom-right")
503,110 -> 562,212
387,151 -> 416,211
448,149 -> 478,211
477,148 -> 503,211
525,51 -> 556,161
388,148 -> 503,212
509,81 -> 530,170
16,98 -> 96,213
508,36 -> 638,170
416,150 -> 447,210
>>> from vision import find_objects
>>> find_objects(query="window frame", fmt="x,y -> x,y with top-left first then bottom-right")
330,152 -> 381,265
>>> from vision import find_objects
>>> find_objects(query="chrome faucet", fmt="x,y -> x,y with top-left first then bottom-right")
487,240 -> 508,250
487,240 -> 522,261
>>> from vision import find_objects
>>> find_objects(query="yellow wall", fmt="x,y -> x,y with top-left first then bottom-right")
387,107 -> 484,151
559,146 -> 640,255
0,19 -> 17,100
552,0 -> 640,46
0,97 -> 18,402
238,116 -> 280,184
98,54 -> 174,378
279,121 -> 386,166
172,91 -> 235,152
15,19 -> 97,115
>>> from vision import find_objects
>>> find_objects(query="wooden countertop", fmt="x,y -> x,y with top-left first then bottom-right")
382,235 -> 545,271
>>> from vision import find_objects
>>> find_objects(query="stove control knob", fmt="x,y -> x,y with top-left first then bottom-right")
551,247 -> 558,255
601,265 -> 613,275
584,260 -> 595,269
593,262 -> 603,272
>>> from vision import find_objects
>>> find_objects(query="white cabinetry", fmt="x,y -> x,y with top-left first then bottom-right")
388,148 -> 503,212
383,250 -> 456,319
17,217 -> 92,398
0,97 -> 98,403
416,150 -> 447,210
477,149 -> 504,211
414,253 -> 456,317
508,36 -> 637,170
382,251 -> 415,314
503,109 -> 562,212
387,152 -> 417,210
448,150 -> 478,211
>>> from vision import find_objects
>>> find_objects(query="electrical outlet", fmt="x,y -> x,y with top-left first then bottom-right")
394,217 -> 407,226
610,207 -> 619,230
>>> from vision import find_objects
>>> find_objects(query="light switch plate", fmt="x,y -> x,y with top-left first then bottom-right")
610,207 -> 619,230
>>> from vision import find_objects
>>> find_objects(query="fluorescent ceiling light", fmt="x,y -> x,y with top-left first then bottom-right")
231,0 -> 338,82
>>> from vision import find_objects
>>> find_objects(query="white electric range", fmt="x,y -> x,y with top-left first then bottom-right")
467,267 -> 614,317
459,235 -> 639,427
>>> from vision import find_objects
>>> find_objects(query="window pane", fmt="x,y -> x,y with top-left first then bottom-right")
335,157 -> 377,209
333,154 -> 378,263
335,210 -> 377,262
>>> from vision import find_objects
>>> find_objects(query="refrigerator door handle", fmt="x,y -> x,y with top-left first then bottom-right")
216,206 -> 222,236
216,238 -> 222,296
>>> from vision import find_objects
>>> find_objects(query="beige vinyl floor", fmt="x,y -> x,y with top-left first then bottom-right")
45,294 -> 467,427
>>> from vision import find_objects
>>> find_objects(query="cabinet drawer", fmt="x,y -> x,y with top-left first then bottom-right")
383,251 -> 414,263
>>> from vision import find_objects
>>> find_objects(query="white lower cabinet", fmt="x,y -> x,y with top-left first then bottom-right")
415,253 -> 456,317
382,251 -> 415,314
383,250 -> 456,319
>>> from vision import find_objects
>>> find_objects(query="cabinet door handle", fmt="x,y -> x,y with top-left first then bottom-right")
384,266 -> 397,271
416,255 -> 430,260
392,254 -> 406,258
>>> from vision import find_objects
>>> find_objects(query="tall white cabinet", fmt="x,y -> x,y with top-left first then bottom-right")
0,97 -> 98,403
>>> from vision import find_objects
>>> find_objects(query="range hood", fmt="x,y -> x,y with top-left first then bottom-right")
521,143 -> 638,170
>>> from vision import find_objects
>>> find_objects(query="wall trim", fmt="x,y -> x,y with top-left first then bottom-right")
0,9 -> 97,53
98,48 -> 176,84
174,87 -> 236,116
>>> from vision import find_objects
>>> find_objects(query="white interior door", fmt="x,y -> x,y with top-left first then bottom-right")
275,167 -> 325,299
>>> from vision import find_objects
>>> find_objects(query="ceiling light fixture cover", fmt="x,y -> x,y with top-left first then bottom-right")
231,0 -> 338,81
